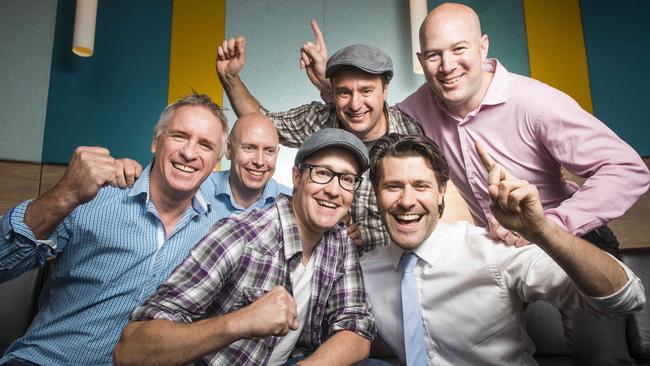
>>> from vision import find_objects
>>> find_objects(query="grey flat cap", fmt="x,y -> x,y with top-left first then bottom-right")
295,128 -> 370,173
325,44 -> 393,82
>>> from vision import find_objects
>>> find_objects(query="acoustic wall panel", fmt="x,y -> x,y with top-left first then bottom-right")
42,0 -> 173,165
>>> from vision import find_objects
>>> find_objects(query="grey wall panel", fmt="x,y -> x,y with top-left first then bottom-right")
0,0 -> 57,162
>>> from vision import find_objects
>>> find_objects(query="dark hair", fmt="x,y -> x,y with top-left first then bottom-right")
154,93 -> 229,159
369,133 -> 450,216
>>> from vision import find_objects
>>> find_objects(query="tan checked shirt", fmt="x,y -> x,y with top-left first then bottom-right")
262,102 -> 423,254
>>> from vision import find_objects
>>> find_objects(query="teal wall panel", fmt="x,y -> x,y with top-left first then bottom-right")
429,0 -> 530,76
43,0 -> 173,165
581,0 -> 650,156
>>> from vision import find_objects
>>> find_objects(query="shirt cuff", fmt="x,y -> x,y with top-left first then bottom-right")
544,212 -> 568,232
582,255 -> 645,315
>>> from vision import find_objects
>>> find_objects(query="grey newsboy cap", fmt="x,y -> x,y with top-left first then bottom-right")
294,128 -> 370,173
325,44 -> 393,82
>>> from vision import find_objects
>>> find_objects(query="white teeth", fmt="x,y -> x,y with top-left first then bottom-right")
395,214 -> 421,221
316,199 -> 337,208
442,76 -> 461,85
172,162 -> 196,173
348,111 -> 368,118
247,169 -> 264,176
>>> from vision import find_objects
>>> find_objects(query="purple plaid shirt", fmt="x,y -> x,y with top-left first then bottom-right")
130,195 -> 375,365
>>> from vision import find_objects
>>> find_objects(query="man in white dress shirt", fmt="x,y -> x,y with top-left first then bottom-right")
361,133 -> 645,365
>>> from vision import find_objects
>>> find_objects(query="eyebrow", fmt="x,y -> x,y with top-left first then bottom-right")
421,40 -> 470,53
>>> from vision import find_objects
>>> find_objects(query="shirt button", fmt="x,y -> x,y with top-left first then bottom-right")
428,351 -> 435,359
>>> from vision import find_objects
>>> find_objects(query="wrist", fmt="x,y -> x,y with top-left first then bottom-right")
529,218 -> 561,246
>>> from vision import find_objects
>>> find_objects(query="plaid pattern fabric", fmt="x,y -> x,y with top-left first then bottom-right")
262,102 -> 423,253
131,195 -> 375,365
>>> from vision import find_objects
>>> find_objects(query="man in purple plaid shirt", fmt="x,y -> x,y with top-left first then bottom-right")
113,128 -> 376,366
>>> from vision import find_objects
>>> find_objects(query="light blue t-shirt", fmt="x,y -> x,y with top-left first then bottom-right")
0,166 -> 287,365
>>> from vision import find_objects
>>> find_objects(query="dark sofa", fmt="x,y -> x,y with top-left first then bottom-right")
1,249 -> 649,364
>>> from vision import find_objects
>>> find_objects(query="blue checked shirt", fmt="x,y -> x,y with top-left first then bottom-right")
131,195 -> 376,365
0,166 -> 285,365
261,102 -> 423,254
210,170 -> 291,218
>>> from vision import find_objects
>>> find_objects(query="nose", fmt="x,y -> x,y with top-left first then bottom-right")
251,149 -> 264,167
323,176 -> 342,197
398,186 -> 416,208
348,92 -> 362,111
439,51 -> 456,74
180,141 -> 198,161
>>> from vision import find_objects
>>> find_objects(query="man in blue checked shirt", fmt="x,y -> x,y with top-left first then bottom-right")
210,111 -> 291,217
114,128 -> 376,366
0,94 -> 287,366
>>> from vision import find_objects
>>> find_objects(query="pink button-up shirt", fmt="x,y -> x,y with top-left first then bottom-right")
397,59 -> 649,236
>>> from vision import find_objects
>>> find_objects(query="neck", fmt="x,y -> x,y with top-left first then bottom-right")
228,174 -> 263,209
149,180 -> 195,237
291,200 -> 322,264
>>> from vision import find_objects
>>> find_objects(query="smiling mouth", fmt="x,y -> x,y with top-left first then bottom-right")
440,75 -> 461,86
316,199 -> 338,209
246,169 -> 265,177
393,213 -> 422,225
346,111 -> 369,119
172,162 -> 197,173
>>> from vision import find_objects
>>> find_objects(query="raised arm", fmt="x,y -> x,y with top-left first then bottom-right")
1,147 -> 140,282
476,142 -> 628,297
216,36 -> 262,116
299,19 -> 332,98
24,146 -> 141,239
113,285 -> 299,366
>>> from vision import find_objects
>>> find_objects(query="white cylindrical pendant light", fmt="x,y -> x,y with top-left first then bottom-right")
72,0 -> 98,57
409,0 -> 427,74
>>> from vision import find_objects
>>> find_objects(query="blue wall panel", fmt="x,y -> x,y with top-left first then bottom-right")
43,0 -> 173,165
581,0 -> 650,156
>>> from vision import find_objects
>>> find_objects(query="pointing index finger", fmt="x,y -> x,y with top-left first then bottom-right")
475,141 -> 495,171
311,19 -> 326,50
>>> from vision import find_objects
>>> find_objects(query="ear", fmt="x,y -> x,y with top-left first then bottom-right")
438,183 -> 447,206
292,166 -> 301,188
480,34 -> 489,61
151,137 -> 158,154
382,82 -> 389,102
225,140 -> 233,160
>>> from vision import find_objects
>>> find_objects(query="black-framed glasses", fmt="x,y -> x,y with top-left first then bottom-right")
299,163 -> 363,192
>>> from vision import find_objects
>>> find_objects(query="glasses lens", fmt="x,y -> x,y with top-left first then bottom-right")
310,166 -> 334,184
338,174 -> 358,191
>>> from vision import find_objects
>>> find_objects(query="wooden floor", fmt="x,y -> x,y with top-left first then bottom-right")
1,159 -> 649,248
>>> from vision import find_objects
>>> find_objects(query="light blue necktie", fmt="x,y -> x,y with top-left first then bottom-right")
401,252 -> 428,365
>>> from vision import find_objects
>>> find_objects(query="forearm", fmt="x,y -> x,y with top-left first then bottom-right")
535,220 -> 628,297
24,182 -> 80,239
299,330 -> 370,366
114,314 -> 244,366
219,73 -> 261,117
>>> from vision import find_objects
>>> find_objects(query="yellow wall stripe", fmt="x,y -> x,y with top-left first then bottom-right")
168,0 -> 226,105
523,0 -> 593,113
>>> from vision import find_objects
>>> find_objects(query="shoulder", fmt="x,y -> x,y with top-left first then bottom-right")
505,72 -> 582,112
264,179 -> 293,198
216,204 -> 282,248
388,105 -> 424,134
